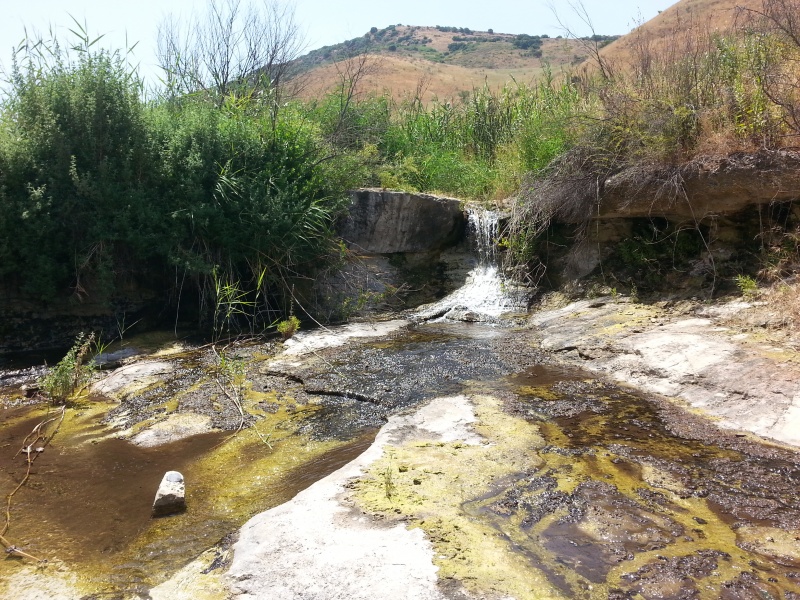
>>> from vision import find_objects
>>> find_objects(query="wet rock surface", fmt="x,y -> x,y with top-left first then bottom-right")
528,296 -> 800,447
459,367 -> 800,598
3,297 -> 800,599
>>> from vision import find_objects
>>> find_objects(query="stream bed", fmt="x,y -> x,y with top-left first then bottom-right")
1,320 -> 799,599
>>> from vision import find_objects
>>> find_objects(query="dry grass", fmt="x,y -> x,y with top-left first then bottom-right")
298,54 -> 549,102
599,0 -> 759,66
295,26 -> 593,103
762,281 -> 800,329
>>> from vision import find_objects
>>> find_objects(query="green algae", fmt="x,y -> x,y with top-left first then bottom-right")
352,394 -> 566,599
0,341 -> 376,599
351,373 -> 800,600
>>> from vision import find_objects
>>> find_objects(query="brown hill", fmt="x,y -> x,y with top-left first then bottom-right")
293,3 -> 773,103
599,0 -> 761,66
293,25 -> 608,102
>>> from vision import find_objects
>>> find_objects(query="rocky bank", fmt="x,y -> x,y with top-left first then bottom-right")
142,293 -> 800,600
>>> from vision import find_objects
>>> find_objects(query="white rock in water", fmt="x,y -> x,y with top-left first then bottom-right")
152,471 -> 186,517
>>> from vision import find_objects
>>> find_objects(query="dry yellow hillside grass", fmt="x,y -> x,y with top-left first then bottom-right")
298,55 -> 548,102
599,0 -> 761,66
295,26 -> 593,102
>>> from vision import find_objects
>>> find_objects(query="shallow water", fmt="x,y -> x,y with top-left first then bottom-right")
463,365 -> 800,599
0,336 -> 378,597
2,321 -> 800,599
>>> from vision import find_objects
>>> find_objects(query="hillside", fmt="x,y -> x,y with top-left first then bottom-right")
599,0 -> 761,65
292,25 -> 617,101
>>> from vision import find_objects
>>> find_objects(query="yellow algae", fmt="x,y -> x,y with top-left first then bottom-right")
0,381 -> 372,598
151,343 -> 195,358
736,525 -> 800,565
353,394 -> 566,600
515,385 -> 559,400
353,370 -> 800,599
149,544 -> 230,600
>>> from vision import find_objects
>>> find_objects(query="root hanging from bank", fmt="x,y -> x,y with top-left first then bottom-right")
1,405 -> 66,562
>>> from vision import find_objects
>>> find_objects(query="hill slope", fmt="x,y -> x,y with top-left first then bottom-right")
292,25 -> 616,101
599,0 -> 761,65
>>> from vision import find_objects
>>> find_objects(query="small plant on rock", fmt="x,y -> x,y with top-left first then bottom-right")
736,274 -> 759,298
38,333 -> 98,404
277,315 -> 301,341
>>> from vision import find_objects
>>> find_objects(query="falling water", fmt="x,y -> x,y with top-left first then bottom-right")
416,207 -> 528,321
469,208 -> 500,266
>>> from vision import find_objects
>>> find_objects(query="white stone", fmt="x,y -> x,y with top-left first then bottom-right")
132,413 -> 214,447
91,360 -> 174,398
152,471 -> 186,517
224,395 -> 481,599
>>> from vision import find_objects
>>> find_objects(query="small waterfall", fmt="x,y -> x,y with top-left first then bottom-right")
416,207 -> 527,322
469,208 -> 500,266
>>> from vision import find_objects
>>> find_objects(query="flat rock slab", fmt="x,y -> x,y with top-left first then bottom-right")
132,413 -> 215,447
275,319 -> 408,362
529,298 -> 800,448
225,395 -> 480,600
91,360 -> 174,399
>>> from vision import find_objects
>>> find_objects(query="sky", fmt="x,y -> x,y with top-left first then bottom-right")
0,0 -> 677,85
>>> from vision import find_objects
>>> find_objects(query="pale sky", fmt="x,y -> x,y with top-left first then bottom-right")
0,0 -> 677,85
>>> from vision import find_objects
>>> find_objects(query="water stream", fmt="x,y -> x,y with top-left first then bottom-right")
0,209 -> 798,598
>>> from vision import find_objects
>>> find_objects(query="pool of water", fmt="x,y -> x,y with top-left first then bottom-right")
462,365 -> 800,599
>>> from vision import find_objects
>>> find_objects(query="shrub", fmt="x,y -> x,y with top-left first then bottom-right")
38,333 -> 97,404
0,31 -> 353,331
736,274 -> 759,298
0,41 -> 154,300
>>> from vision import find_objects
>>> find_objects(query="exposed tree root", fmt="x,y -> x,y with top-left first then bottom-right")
1,405 -> 66,562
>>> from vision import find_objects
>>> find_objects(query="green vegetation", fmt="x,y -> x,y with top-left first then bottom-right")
736,274 -> 759,298
277,315 -> 300,340
6,4 -> 800,330
0,23 -> 358,333
38,333 -> 98,404
503,6 -> 800,287
293,25 -> 558,74
375,73 -> 581,199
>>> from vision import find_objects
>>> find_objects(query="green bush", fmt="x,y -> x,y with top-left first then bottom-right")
0,44 -> 154,300
277,315 -> 300,340
0,33 -> 352,330
38,333 -> 97,404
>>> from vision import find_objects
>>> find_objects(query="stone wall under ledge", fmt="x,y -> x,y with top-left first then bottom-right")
338,188 -> 465,254
302,189 -> 472,321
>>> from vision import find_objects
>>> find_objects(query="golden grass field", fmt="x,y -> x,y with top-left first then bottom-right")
599,0 -> 761,65
294,25 -> 595,102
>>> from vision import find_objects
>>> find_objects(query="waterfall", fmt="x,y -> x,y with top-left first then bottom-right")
416,207 -> 527,322
468,208 -> 500,266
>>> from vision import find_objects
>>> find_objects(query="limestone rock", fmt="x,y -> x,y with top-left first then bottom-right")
152,471 -> 186,517
132,413 -> 214,448
338,189 -> 465,254
599,150 -> 800,221
91,360 -> 174,399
